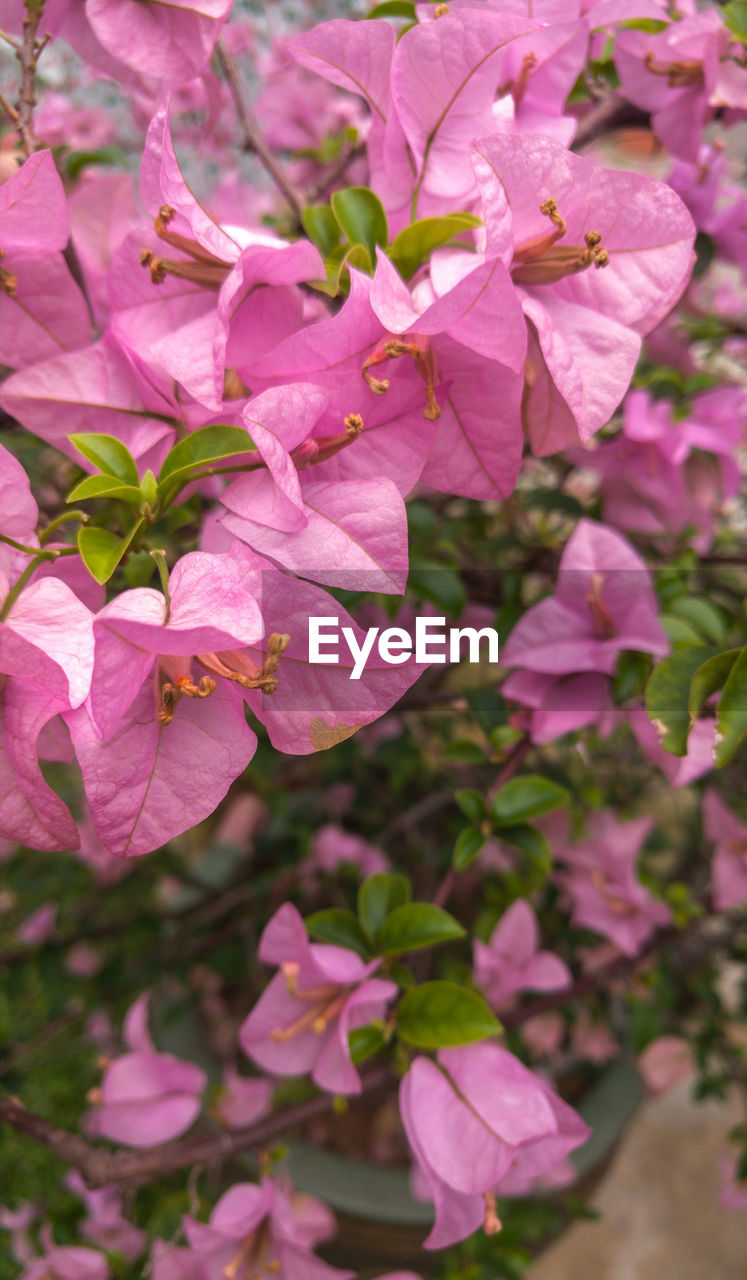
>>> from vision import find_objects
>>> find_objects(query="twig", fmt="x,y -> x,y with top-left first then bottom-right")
0,1065 -> 393,1190
308,140 -> 367,203
7,1 -> 48,157
215,39 -> 305,224
572,95 -> 649,151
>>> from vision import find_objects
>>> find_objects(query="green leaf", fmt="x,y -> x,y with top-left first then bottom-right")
524,487 -> 584,519
668,596 -> 726,644
376,903 -> 465,954
723,0 -> 747,43
444,739 -> 486,764
358,872 -> 411,940
455,789 -> 486,825
645,646 -> 717,755
497,823 -> 552,877
157,425 -> 256,496
453,826 -> 486,872
77,520 -> 143,585
70,433 -> 139,485
660,613 -> 705,647
491,775 -> 569,826
613,650 -> 652,705
688,648 -> 740,721
408,564 -> 466,615
715,646 -> 747,766
330,187 -> 389,264
140,469 -> 158,508
66,474 -> 145,506
65,146 -> 129,179
301,205 -> 341,257
348,1024 -> 386,1065
305,909 -> 371,957
397,981 -> 501,1048
389,213 -> 481,280
367,0 -> 416,17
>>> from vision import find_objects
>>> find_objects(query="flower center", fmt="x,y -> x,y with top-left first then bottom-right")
269,962 -> 349,1043
585,573 -> 616,640
511,199 -> 609,286
590,868 -> 637,916
140,204 -> 233,290
155,635 -> 290,724
362,334 -> 441,421
644,51 -> 704,88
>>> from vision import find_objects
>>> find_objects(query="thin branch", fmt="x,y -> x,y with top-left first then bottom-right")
572,95 -> 650,152
7,1 -> 48,157
215,39 -> 305,224
308,140 -> 367,203
0,1065 -> 393,1190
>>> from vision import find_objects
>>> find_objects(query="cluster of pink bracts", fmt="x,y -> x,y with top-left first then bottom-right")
1,0 -> 746,1274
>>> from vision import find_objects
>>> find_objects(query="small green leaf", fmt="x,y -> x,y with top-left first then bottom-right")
348,1024 -> 385,1065
645,646 -> 718,755
455,789 -> 486,825
157,425 -> 256,495
723,0 -> 747,43
367,0 -> 415,17
444,740 -> 486,764
491,775 -> 569,826
452,826 -> 486,872
613,650 -> 652,705
389,213 -> 481,280
660,613 -> 705,647
397,981 -> 501,1048
668,596 -> 726,644
497,823 -> 552,877
358,873 -> 411,940
302,205 -> 341,257
70,433 -> 139,485
688,648 -> 740,721
305,909 -> 371,957
66,474 -> 144,506
376,903 -> 465,954
65,146 -> 128,179
330,187 -> 389,264
715,645 -> 747,766
140,469 -> 158,508
408,564 -> 466,616
77,520 -> 143,585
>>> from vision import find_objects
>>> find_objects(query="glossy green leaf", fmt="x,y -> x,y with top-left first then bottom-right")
348,1024 -> 386,1065
367,0 -> 415,16
358,872 -> 411,940
452,826 -> 486,872
157,425 -> 257,495
645,646 -> 717,755
302,205 -> 341,257
455,788 -> 486,825
376,903 -> 465,954
723,0 -> 747,42
388,213 -> 481,279
77,520 -> 143,585
305,909 -> 371,957
66,474 -> 145,506
70,433 -> 139,485
660,614 -> 704,647
397,981 -> 501,1048
497,823 -> 552,877
688,648 -> 740,721
668,596 -> 726,644
715,645 -> 747,766
491,775 -> 569,826
331,187 -> 388,264
140,469 -> 158,508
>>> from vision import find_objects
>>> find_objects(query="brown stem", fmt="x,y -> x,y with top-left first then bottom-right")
0,1065 -> 393,1190
7,1 -> 48,157
215,39 -> 305,224
572,95 -> 650,151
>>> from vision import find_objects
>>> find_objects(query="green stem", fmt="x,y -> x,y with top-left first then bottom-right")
0,533 -> 42,556
149,549 -> 172,625
38,510 -> 88,546
158,461 -> 264,516
0,547 -> 78,622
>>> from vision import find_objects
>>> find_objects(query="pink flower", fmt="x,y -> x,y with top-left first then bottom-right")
401,1042 -> 589,1248
240,903 -> 396,1095
152,1176 -> 352,1280
65,1172 -> 146,1263
65,943 -> 102,979
703,791 -> 747,911
629,708 -> 716,788
0,150 -> 89,370
502,519 -> 668,681
555,812 -> 670,956
521,1011 -> 566,1060
471,132 -> 695,454
719,1154 -> 747,1212
637,1036 -> 693,1094
20,1226 -> 107,1280
86,994 -> 206,1147
616,10 -> 747,161
214,1067 -> 273,1130
570,1012 -> 617,1064
0,1203 -> 38,1264
473,899 -> 571,1009
307,825 -> 390,878
16,902 -> 57,945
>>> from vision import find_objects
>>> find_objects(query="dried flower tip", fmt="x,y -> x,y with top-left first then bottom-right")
344,413 -> 364,437
539,197 -> 567,236
434,3 -> 450,15
483,1191 -> 502,1236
